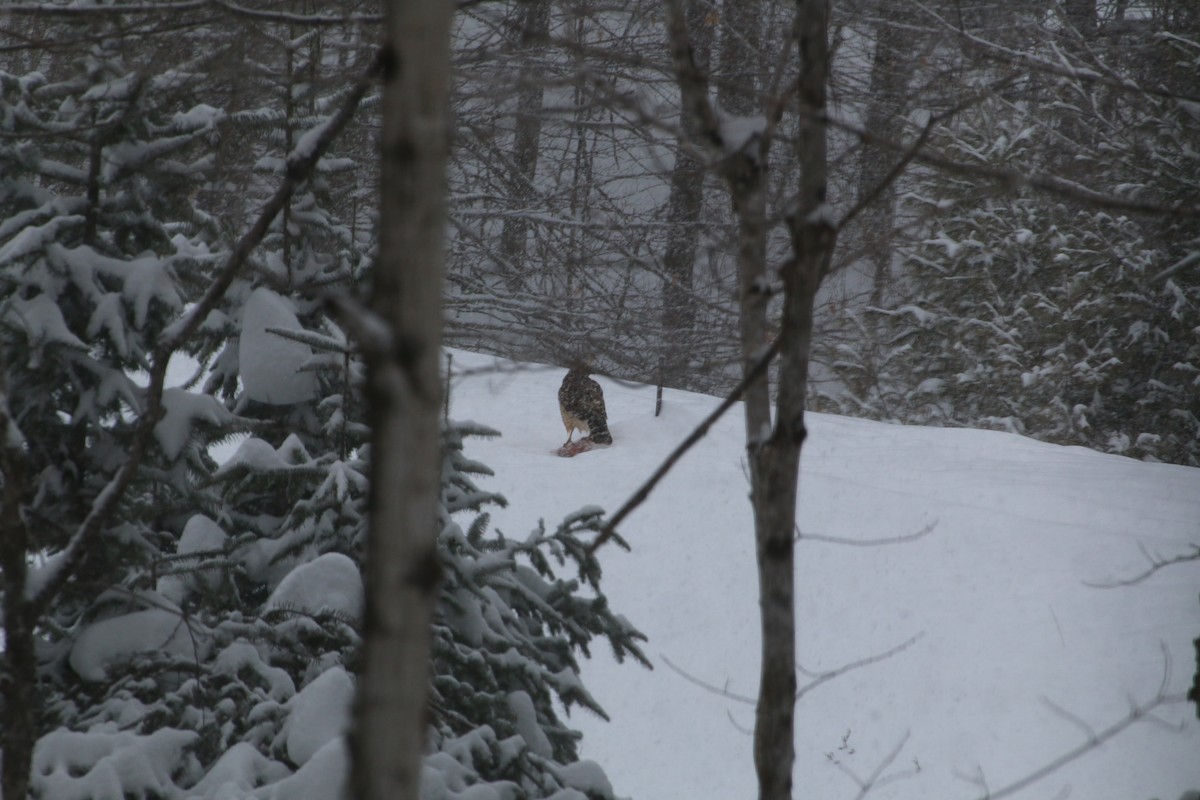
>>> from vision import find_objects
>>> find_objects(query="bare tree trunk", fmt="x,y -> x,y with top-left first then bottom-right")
0,369 -> 35,800
856,5 -> 914,306
659,0 -> 714,394
750,4 -> 833,797
717,0 -> 762,114
350,1 -> 452,798
498,0 -> 550,292
666,1 -> 833,798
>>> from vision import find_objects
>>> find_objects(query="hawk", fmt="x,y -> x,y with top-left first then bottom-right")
558,367 -> 613,448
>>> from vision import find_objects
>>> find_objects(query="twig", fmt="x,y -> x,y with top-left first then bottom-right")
660,654 -> 756,705
796,520 -> 937,547
1083,543 -> 1200,588
835,731 -> 914,800
961,689 -> 1188,800
797,633 -> 924,700
587,335 -> 781,555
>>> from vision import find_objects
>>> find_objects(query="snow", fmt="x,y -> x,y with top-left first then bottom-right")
239,287 -> 318,405
283,666 -> 355,766
444,348 -> 1200,800
258,737 -> 349,800
184,743 -> 291,800
266,552 -> 364,623
212,642 -> 295,702
3,292 -> 88,353
155,388 -> 238,461
69,606 -> 200,682
33,726 -> 199,800
716,109 -> 767,155
506,690 -> 553,758
158,514 -> 230,602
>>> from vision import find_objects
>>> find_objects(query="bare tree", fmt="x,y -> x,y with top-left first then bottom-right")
660,0 -> 834,796
349,1 -> 453,799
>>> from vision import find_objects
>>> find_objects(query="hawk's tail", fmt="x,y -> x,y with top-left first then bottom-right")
588,421 -> 613,445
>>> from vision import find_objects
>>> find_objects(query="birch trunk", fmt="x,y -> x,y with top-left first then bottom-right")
351,1 -> 453,797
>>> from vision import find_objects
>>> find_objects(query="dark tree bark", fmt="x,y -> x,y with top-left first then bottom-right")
665,1 -> 834,798
752,4 -> 833,798
0,368 -> 36,800
350,1 -> 452,799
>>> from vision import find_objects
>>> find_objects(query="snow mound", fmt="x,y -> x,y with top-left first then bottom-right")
284,666 -> 355,766
69,608 -> 198,682
185,742 -> 290,800
239,287 -> 317,405
266,552 -> 364,623
259,737 -> 348,800
32,726 -> 198,800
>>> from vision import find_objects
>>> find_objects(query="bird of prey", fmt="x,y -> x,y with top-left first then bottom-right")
558,367 -> 613,451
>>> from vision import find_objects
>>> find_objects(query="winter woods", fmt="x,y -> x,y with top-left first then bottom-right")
0,0 -> 1197,799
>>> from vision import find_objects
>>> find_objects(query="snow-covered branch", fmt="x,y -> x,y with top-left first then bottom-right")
27,53 -> 383,618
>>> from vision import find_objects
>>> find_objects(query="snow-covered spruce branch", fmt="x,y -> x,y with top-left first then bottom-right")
26,53 -> 382,619
835,72 -> 1022,233
587,335 -> 782,555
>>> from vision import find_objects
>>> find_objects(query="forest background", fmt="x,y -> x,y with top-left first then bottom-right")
0,0 -> 1197,799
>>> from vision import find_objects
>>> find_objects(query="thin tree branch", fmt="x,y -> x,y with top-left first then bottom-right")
27,53 -> 382,617
963,690 -> 1188,800
587,335 -> 781,555
796,520 -> 937,547
835,731 -> 914,800
1083,542 -> 1200,588
796,633 -> 924,700
661,654 -> 757,705
1151,250 -> 1200,283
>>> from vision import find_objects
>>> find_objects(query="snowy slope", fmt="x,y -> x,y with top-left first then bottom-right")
446,348 -> 1200,800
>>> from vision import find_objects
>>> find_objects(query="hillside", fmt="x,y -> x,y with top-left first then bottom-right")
446,349 -> 1200,800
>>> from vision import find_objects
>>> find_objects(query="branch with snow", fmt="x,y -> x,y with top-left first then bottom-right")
26,52 -> 383,618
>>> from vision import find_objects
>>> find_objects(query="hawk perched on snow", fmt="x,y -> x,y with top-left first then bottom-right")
558,367 -> 612,447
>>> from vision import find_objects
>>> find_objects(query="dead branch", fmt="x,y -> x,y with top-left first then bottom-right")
587,335 -> 781,555
1083,542 -> 1200,588
797,633 -> 925,701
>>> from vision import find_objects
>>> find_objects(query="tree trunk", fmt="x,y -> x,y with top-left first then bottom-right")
498,0 -> 550,292
0,396 -> 35,800
751,3 -> 833,799
659,0 -> 714,392
856,5 -> 915,306
351,1 -> 453,798
717,0 -> 762,114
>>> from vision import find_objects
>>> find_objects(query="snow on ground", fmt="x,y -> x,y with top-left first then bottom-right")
446,348 -> 1200,800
